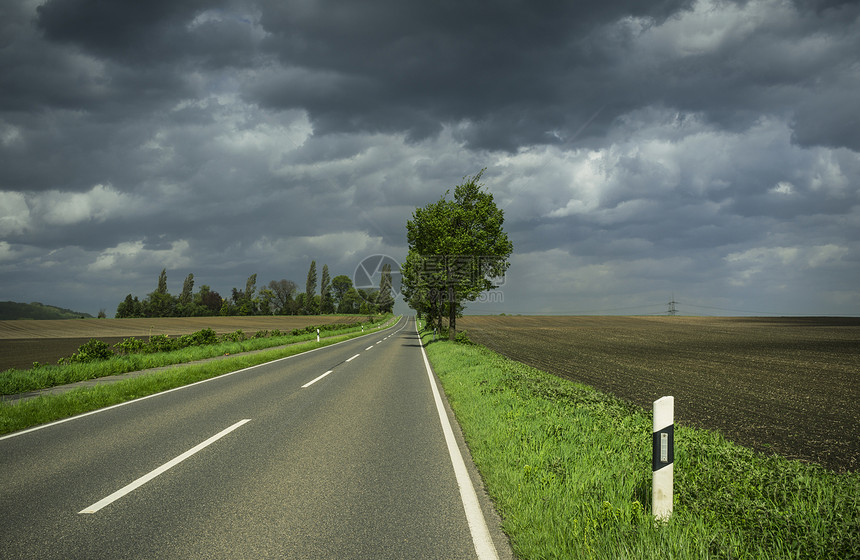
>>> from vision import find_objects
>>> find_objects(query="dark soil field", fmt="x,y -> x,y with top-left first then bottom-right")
0,316 -> 366,372
458,315 -> 860,473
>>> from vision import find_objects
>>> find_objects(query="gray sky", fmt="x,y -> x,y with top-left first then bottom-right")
1,0 -> 858,317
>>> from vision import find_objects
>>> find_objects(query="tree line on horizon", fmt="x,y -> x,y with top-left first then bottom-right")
115,261 -> 394,318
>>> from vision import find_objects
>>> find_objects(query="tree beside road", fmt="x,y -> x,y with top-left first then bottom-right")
403,170 -> 512,340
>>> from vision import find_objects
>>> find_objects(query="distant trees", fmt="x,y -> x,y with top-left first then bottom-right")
331,275 -> 352,311
320,264 -> 334,314
157,268 -> 168,294
179,274 -> 194,306
231,274 -> 258,315
195,285 -> 223,315
114,270 -> 228,319
377,263 -> 394,313
339,288 -> 362,314
176,273 -> 202,316
115,294 -> 143,318
115,261 -> 387,318
305,260 -> 317,315
146,268 -> 177,317
260,279 -> 298,315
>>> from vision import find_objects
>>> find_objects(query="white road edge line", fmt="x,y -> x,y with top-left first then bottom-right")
418,321 -> 500,560
79,419 -> 251,514
345,354 -> 360,362
302,370 -> 334,388
0,318 -> 405,442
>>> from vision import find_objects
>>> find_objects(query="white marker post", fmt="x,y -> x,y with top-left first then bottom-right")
652,396 -> 674,521
316,328 -> 320,342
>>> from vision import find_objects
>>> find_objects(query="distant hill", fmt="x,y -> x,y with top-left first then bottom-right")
0,301 -> 94,320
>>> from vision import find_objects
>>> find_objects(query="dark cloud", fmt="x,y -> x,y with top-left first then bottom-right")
242,0 -> 860,152
248,0 -> 700,149
0,0 -> 858,316
36,0 -> 216,60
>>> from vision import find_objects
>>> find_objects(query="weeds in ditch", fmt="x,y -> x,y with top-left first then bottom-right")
0,345 -> 307,435
0,318 -> 398,435
422,333 -> 860,560
0,317 -> 390,396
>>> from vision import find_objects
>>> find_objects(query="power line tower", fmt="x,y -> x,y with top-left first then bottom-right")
667,293 -> 677,316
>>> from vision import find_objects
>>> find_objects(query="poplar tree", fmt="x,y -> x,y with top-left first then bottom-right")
320,264 -> 333,314
241,273 -> 258,315
179,273 -> 194,306
305,260 -> 317,314
377,263 -> 394,313
156,268 -> 168,294
146,268 -> 176,317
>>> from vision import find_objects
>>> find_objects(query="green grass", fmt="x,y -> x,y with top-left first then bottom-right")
0,318 -> 397,435
0,317 -> 392,396
422,332 -> 860,560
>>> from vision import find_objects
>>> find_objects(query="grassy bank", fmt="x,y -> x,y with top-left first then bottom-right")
0,316 -> 392,396
0,318 -> 397,435
422,332 -> 859,559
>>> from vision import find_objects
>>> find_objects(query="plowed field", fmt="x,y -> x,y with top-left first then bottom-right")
0,316 -> 366,372
458,315 -> 860,472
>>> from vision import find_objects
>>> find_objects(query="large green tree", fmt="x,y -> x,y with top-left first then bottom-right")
401,252 -> 443,330
404,170 -> 512,340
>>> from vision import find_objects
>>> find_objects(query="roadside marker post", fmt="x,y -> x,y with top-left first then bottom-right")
316,328 -> 320,342
652,396 -> 674,521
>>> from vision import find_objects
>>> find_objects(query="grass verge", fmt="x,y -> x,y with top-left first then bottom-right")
422,332 -> 859,559
0,316 -> 393,396
0,319 -> 397,436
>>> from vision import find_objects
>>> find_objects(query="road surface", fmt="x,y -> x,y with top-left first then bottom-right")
0,316 -> 511,559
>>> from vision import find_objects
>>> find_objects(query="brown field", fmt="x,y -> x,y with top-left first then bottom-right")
0,316 -> 366,372
458,315 -> 860,473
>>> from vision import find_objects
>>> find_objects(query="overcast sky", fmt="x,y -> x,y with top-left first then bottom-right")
1,0 -> 858,317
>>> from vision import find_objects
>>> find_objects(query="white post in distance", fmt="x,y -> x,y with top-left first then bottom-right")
316,328 -> 320,343
652,396 -> 674,521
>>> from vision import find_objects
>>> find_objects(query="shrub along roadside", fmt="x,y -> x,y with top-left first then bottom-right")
421,331 -> 860,560
1,316 -> 391,396
0,319 -> 397,435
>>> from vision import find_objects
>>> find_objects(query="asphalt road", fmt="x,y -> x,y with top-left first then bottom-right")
0,316 -> 511,559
